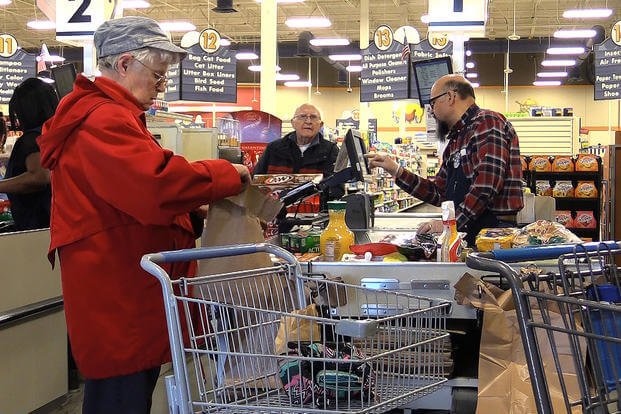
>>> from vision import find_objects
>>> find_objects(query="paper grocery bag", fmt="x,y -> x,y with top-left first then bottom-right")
454,273 -> 585,414
274,304 -> 321,355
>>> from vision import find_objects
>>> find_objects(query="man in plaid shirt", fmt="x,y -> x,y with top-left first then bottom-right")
367,74 -> 523,245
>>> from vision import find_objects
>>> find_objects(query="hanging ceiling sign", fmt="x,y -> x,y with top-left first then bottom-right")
55,0 -> 117,40
163,63 -> 181,102
594,33 -> 621,101
0,35 -> 36,104
178,43 -> 237,103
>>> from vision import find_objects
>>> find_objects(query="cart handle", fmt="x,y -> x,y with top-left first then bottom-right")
470,241 -> 620,264
143,242 -> 298,266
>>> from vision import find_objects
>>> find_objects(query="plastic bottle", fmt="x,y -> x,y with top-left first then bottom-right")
439,201 -> 460,262
320,201 -> 355,262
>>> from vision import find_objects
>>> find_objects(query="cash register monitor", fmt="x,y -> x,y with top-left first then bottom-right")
50,63 -> 77,99
412,56 -> 453,105
344,128 -> 370,182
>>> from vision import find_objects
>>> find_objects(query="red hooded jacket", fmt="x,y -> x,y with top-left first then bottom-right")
38,75 -> 242,378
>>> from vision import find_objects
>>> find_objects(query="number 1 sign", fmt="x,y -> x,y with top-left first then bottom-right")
56,0 -> 117,40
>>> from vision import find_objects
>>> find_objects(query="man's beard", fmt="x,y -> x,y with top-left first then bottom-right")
436,120 -> 450,142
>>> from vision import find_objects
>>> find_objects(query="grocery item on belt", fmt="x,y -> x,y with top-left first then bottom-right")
552,180 -> 575,198
551,156 -> 574,172
554,210 -> 574,228
574,211 -> 597,229
536,180 -> 553,196
512,220 -> 582,247
529,155 -> 552,171
475,227 -> 519,252
575,154 -> 599,172
520,155 -> 529,171
575,181 -> 598,198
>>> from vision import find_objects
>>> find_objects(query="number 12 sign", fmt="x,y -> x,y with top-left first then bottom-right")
56,0 -> 117,39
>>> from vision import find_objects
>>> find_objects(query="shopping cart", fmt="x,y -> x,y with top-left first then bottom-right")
466,242 -> 621,414
141,243 -> 451,414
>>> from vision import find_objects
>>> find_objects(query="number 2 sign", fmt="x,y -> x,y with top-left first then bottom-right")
56,0 -> 117,39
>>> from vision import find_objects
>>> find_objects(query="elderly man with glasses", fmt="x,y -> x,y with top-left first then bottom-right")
367,74 -> 523,246
37,16 -> 250,413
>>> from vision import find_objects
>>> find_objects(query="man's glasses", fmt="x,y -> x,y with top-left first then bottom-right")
429,91 -> 450,108
293,114 -> 321,122
134,58 -> 168,88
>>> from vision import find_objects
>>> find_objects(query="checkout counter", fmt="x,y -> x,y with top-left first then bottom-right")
0,229 -> 66,414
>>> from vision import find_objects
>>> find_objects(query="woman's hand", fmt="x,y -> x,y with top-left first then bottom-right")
232,164 -> 251,191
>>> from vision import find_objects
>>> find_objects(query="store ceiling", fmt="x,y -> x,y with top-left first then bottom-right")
1,0 -> 619,86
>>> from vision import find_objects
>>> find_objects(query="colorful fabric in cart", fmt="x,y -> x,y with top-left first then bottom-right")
278,342 -> 376,406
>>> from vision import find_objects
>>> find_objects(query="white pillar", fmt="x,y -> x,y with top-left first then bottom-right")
260,0 -> 277,114
359,0 -> 370,134
449,34 -> 467,74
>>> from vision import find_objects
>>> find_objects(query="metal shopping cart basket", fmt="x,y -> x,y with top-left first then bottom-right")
467,242 -> 621,414
141,243 -> 451,414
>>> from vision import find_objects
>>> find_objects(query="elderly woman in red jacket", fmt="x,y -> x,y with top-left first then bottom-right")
38,16 -> 250,413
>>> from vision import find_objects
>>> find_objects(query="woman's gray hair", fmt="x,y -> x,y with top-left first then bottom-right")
97,47 -> 182,71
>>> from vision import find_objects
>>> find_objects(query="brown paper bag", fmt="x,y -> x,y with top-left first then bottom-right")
274,304 -> 321,355
454,273 -> 585,414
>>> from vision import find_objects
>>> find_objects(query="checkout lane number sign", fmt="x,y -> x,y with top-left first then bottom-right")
56,0 -> 117,38
199,29 -> 222,54
0,34 -> 18,58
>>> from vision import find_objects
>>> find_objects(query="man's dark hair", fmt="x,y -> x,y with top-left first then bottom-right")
444,78 -> 476,100
8,78 -> 59,131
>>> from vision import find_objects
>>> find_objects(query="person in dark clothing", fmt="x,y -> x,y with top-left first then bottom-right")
254,103 -> 344,202
0,78 -> 59,231
0,111 -> 7,153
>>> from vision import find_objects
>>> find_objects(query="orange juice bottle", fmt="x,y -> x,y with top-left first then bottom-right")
320,201 -> 354,261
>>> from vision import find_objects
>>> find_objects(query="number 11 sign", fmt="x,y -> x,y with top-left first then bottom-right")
56,0 -> 117,40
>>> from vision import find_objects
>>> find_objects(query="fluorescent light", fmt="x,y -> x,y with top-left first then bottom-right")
27,20 -> 55,30
285,17 -> 331,28
248,64 -> 281,72
346,65 -> 362,72
121,0 -> 150,8
420,14 -> 430,23
465,50 -> 472,57
533,80 -> 562,86
235,52 -> 259,60
541,59 -> 576,66
284,81 -> 312,87
563,8 -> 613,18
220,38 -> 231,46
537,71 -> 568,77
470,82 -> 480,88
159,21 -> 196,32
466,73 -> 478,78
328,54 -> 362,61
276,73 -> 300,81
554,29 -> 596,38
466,61 -> 475,69
46,56 -> 66,63
310,38 -> 350,46
546,46 -> 585,55
0,0 -> 12,5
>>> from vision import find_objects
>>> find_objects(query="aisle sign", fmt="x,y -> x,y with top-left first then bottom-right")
0,36 -> 36,104
594,34 -> 621,101
178,44 -> 237,102
360,41 -> 410,102
56,0 -> 117,39
164,63 -> 181,101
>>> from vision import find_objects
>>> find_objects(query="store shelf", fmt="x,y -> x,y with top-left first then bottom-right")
529,171 -> 599,181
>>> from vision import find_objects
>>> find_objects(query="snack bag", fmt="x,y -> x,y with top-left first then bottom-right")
575,154 -> 599,172
520,155 -> 529,171
512,220 -> 582,247
554,210 -> 574,228
552,181 -> 575,198
551,156 -> 574,172
574,211 -> 597,229
536,180 -> 553,196
529,155 -> 551,172
475,228 -> 519,252
575,181 -> 598,198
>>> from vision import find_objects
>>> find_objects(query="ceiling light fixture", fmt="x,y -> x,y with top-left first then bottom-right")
285,17 -> 331,28
310,38 -> 350,46
466,61 -> 475,69
533,80 -> 562,86
563,8 -> 613,18
276,73 -> 300,81
470,82 -> 480,88
0,0 -> 12,4
159,21 -> 196,32
420,14 -> 430,23
220,39 -> 231,46
328,54 -> 362,61
248,64 -> 281,72
284,80 -> 312,87
537,71 -> 568,77
121,0 -> 150,8
235,52 -> 259,60
465,50 -> 472,57
466,73 -> 478,78
346,65 -> 362,72
546,46 -> 585,55
27,20 -> 55,30
541,59 -> 576,66
554,29 -> 597,38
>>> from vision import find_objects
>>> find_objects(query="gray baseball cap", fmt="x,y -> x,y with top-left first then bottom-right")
94,16 -> 187,59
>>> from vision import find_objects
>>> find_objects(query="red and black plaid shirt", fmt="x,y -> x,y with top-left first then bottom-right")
396,104 -> 523,230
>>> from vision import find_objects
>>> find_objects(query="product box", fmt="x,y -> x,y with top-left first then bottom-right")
281,231 -> 321,253
253,174 -> 323,200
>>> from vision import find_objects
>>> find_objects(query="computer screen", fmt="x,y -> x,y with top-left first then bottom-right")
50,63 -> 77,99
412,56 -> 453,105
344,128 -> 370,182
